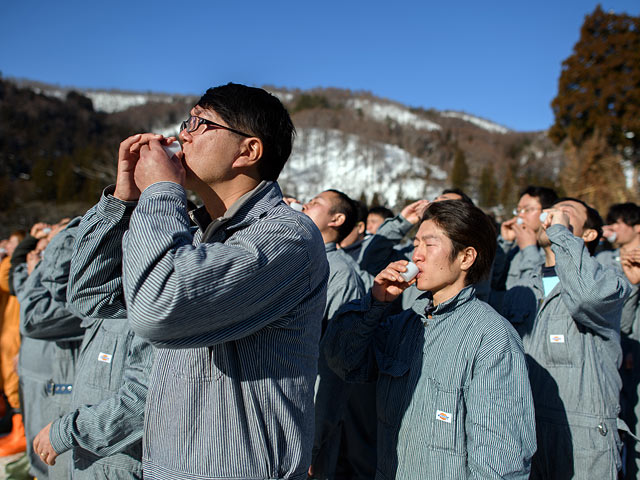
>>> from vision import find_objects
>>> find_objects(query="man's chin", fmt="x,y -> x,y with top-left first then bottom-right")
183,168 -> 200,190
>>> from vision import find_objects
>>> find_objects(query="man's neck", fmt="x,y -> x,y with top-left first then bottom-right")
432,277 -> 467,306
322,231 -> 339,245
197,176 -> 261,219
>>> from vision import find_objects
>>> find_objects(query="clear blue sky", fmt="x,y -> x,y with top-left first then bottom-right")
2,0 -> 638,131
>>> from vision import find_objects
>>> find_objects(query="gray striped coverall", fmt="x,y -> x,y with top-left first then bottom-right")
312,243 -> 372,479
16,219 -> 84,479
64,191 -> 156,479
324,286 -> 537,479
90,180 -> 328,479
502,224 -> 629,479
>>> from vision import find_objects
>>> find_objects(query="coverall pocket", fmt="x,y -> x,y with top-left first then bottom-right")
85,322 -> 132,392
376,358 -> 409,426
429,382 -> 466,455
571,423 -> 620,478
543,314 -> 574,366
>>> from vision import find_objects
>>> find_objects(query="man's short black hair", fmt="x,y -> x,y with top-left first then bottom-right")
197,83 -> 295,181
554,197 -> 603,256
520,186 -> 558,209
606,203 -> 640,226
441,188 -> 474,205
367,206 -> 394,220
354,200 -> 368,223
326,190 -> 358,243
421,200 -> 496,286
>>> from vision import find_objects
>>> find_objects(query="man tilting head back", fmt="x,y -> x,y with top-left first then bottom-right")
67,83 -> 329,480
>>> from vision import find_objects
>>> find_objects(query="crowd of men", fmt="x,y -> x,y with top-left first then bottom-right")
0,82 -> 640,479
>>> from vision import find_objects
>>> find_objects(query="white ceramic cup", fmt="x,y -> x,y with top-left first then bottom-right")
162,142 -> 182,158
399,262 -> 419,282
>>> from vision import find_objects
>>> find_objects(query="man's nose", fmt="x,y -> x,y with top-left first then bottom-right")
179,128 -> 192,143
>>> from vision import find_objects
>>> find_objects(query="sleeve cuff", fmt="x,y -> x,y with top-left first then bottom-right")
49,415 -> 74,454
100,185 -> 138,222
139,181 -> 187,204
497,235 -> 515,252
396,215 -> 414,235
547,224 -> 573,244
520,244 -> 542,262
362,292 -> 390,325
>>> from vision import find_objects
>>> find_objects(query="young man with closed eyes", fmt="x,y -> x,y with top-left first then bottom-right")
323,200 -> 536,479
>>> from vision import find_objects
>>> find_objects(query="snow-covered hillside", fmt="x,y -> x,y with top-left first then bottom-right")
348,98 -> 442,131
21,80 -> 560,212
279,128 -> 447,208
32,85 -> 182,113
84,92 -> 175,113
440,111 -> 510,134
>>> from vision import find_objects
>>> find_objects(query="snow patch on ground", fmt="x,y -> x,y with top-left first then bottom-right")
85,92 -> 179,113
622,159 -> 636,190
268,90 -> 295,103
348,99 -> 441,131
280,128 -> 446,209
440,111 -> 510,134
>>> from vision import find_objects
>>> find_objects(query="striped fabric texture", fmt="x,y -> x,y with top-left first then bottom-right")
323,243 -> 366,324
19,218 -> 85,341
312,244 -> 368,476
115,181 -> 328,479
492,239 -> 545,292
65,193 -> 157,479
324,286 -> 537,479
501,224 -> 629,479
596,248 -> 639,336
15,219 -> 85,479
597,248 -> 640,477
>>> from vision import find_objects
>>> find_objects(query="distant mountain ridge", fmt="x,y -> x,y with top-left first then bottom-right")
1,77 -> 566,236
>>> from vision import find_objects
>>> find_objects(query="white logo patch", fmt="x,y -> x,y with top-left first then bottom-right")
436,410 -> 452,423
98,352 -> 113,363
550,335 -> 565,343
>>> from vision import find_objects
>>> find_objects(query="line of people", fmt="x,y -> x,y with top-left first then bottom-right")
0,82 -> 638,479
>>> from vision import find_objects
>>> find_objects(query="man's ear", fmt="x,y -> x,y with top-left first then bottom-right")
458,247 -> 477,272
633,224 -> 640,236
582,228 -> 598,244
328,213 -> 346,229
232,137 -> 263,169
356,221 -> 366,236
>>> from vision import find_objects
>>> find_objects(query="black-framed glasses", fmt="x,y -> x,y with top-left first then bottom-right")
512,206 -> 541,216
180,115 -> 252,137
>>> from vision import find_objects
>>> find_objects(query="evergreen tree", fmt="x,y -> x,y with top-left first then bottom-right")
499,161 -> 516,214
370,192 -> 383,208
56,155 -> 80,203
0,174 -> 14,210
549,6 -> 640,198
358,191 -> 369,208
31,156 -> 57,201
561,130 -> 627,211
478,164 -> 499,208
450,147 -> 469,191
